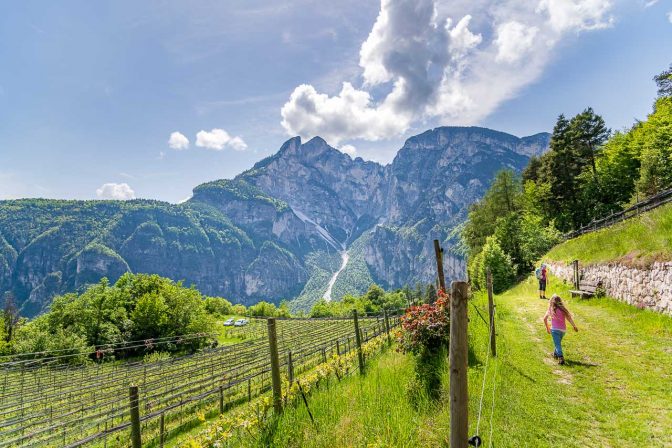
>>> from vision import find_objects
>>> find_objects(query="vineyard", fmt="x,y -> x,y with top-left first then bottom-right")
0,314 -> 399,447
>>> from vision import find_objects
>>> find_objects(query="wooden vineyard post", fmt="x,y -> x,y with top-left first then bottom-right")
267,318 -> 283,414
384,309 -> 392,346
159,413 -> 165,448
486,269 -> 496,357
336,339 -> 341,356
129,385 -> 142,448
449,281 -> 469,448
434,239 -> 447,293
288,350 -> 294,384
247,379 -> 252,402
219,386 -> 224,414
353,310 -> 365,375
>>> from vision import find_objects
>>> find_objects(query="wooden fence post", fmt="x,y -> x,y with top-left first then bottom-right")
288,350 -> 294,384
159,413 -> 165,448
486,269 -> 496,357
449,281 -> 469,448
434,239 -> 447,293
129,385 -> 142,448
573,260 -> 580,290
353,310 -> 365,375
267,318 -> 283,414
384,309 -> 392,346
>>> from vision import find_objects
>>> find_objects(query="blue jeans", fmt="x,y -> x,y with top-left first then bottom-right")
551,329 -> 565,357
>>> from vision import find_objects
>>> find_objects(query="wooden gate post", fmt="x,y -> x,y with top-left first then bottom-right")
353,310 -> 365,375
128,385 -> 142,448
486,269 -> 496,357
434,239 -> 447,293
449,281 -> 469,448
266,318 -> 283,414
384,309 -> 392,346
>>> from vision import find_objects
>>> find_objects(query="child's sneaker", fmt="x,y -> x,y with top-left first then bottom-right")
551,352 -> 558,359
558,356 -> 565,365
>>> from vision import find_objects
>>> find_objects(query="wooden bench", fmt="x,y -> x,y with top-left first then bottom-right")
569,279 -> 600,299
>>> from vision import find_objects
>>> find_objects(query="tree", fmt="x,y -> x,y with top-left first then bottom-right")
539,114 -> 588,231
570,107 -> 610,176
462,170 -> 521,257
654,63 -> 672,98
3,292 -> 19,343
204,297 -> 233,316
425,283 -> 438,304
363,284 -> 386,306
522,155 -> 543,183
636,97 -> 672,196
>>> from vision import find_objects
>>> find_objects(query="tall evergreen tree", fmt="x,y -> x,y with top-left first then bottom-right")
570,107 -> 610,176
541,114 -> 586,231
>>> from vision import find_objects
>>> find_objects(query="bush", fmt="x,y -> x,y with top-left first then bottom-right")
397,290 -> 450,400
248,301 -> 278,317
204,297 -> 233,316
469,236 -> 516,293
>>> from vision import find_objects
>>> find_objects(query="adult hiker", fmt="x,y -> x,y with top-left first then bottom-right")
535,263 -> 548,300
543,294 -> 579,365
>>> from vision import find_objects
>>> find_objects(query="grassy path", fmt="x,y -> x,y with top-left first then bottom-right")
488,275 -> 672,447
218,275 -> 671,448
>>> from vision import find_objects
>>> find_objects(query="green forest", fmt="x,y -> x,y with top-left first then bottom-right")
465,64 -> 672,291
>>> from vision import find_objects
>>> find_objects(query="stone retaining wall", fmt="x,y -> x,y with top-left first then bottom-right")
547,261 -> 672,315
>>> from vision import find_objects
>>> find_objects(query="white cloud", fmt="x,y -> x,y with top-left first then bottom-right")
281,0 -> 614,143
537,0 -> 613,32
96,183 -> 136,200
668,11 -> 672,23
195,128 -> 248,151
644,0 -> 658,7
339,144 -> 357,158
495,21 -> 539,63
168,131 -> 189,150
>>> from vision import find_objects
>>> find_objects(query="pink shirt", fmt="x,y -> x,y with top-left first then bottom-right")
551,309 -> 567,331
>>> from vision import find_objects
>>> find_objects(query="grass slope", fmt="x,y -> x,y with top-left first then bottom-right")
546,202 -> 672,266
232,276 -> 672,447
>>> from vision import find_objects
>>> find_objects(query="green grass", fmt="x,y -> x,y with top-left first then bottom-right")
230,276 -> 672,448
546,202 -> 672,265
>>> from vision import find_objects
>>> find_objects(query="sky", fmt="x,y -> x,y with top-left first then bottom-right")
0,0 -> 671,203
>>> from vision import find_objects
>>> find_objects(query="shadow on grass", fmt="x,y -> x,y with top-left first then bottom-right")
504,360 -> 537,383
468,344 -> 483,368
564,359 -> 599,368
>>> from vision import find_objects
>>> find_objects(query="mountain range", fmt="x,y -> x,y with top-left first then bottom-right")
0,126 -> 549,317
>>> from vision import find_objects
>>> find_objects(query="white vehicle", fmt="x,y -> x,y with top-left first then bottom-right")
234,318 -> 248,327
223,318 -> 235,326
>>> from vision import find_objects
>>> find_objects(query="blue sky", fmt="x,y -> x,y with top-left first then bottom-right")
0,0 -> 670,203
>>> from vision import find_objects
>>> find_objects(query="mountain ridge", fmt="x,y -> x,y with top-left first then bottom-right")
0,126 -> 549,316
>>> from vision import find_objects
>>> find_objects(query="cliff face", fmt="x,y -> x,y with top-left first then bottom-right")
0,126 -> 549,316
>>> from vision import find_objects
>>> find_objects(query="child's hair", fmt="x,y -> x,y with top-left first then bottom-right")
549,294 -> 571,317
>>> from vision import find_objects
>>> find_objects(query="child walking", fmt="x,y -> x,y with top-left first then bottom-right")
535,263 -> 548,300
543,294 -> 578,365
